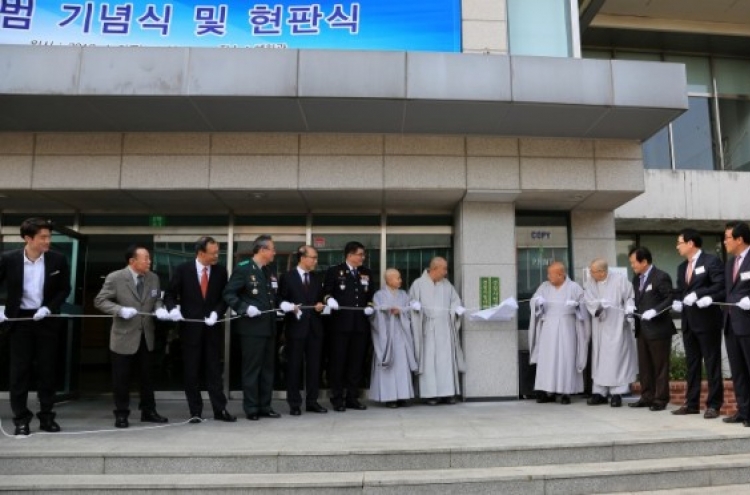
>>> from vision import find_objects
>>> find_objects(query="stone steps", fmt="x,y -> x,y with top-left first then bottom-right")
2,453 -> 750,494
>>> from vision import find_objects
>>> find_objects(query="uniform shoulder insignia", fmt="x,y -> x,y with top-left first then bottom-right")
238,260 -> 250,267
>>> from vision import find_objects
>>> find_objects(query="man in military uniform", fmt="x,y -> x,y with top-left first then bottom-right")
323,241 -> 375,412
223,234 -> 280,421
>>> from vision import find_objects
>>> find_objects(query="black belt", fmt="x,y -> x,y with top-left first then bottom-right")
17,308 -> 40,317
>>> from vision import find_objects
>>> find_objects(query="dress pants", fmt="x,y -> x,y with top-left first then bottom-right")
9,312 -> 59,419
286,331 -> 323,408
180,323 -> 227,416
329,330 -> 367,406
239,334 -> 275,415
636,335 -> 672,406
111,333 -> 156,413
725,319 -> 750,420
683,328 -> 724,410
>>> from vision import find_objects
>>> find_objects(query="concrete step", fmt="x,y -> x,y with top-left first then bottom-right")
3,433 -> 750,475
2,453 -> 750,494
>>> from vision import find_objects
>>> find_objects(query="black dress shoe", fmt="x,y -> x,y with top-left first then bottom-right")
345,400 -> 367,410
333,405 -> 346,412
560,395 -> 571,405
628,401 -> 652,408
14,423 -> 30,436
141,410 -> 168,423
425,399 -> 439,406
744,420 -> 750,427
246,413 -> 259,421
536,393 -> 555,404
671,405 -> 700,415
610,395 -> 622,408
306,403 -> 328,413
723,413 -> 744,424
260,409 -> 281,418
189,416 -> 203,424
649,403 -> 667,411
290,407 -> 302,416
37,412 -> 61,432
704,408 -> 720,419
213,410 -> 237,422
385,401 -> 398,408
114,415 -> 129,428
587,394 -> 608,406
396,400 -> 409,407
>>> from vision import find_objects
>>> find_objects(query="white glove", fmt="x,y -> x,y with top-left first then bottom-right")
600,299 -> 612,309
0,311 -> 6,323
683,292 -> 698,306
204,311 -> 218,327
410,300 -> 422,312
455,306 -> 466,316
33,306 -> 51,321
364,307 -> 374,316
155,308 -> 170,320
565,300 -> 579,308
169,308 -> 184,321
696,296 -> 713,308
246,305 -> 261,318
118,307 -> 138,319
534,296 -> 546,308
326,298 -> 340,310
738,297 -> 750,311
672,301 -> 683,313
280,301 -> 295,313
641,309 -> 657,321
625,304 -> 636,316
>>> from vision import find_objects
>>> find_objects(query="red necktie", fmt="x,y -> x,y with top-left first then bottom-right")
200,266 -> 209,298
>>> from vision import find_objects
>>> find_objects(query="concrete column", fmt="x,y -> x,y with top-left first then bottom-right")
454,200 -> 517,400
570,210 -> 616,281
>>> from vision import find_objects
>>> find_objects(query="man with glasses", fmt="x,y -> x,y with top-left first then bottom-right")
323,241 -> 375,412
223,234 -> 281,421
278,245 -> 327,416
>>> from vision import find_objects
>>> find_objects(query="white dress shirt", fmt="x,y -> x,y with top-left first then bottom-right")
21,251 -> 45,310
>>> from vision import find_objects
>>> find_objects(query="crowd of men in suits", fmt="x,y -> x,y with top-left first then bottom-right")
530,222 -> 750,427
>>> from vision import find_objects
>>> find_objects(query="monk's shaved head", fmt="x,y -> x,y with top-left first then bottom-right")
547,261 -> 566,287
589,258 -> 609,282
428,257 -> 448,283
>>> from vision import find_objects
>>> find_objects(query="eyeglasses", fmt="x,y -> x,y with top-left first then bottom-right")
303,255 -> 318,260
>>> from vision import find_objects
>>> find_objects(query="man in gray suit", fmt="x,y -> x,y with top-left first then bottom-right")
94,244 -> 170,428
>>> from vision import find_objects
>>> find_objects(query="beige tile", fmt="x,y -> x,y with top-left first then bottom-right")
124,133 -> 210,155
0,155 -> 32,187
385,156 -> 466,189
36,133 -> 122,155
466,137 -> 519,157
211,133 -> 298,155
299,156 -> 383,189
122,155 -> 209,188
300,134 -> 383,155
33,156 -> 121,189
467,156 -> 519,190
210,155 -> 298,189
0,133 -> 34,154
385,135 -> 465,156
520,138 -> 594,158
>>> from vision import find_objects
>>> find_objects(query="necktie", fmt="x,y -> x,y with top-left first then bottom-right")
200,266 -> 209,299
136,275 -> 144,298
734,256 -> 743,282
351,268 -> 358,278
686,261 -> 694,284
303,271 -> 309,290
639,275 -> 646,292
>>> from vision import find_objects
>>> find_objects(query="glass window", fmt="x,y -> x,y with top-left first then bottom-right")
664,55 -> 712,94
642,126 -> 672,169
718,98 -> 750,171
672,97 -> 717,170
582,49 -> 612,60
616,235 -> 637,280
614,52 -> 661,62
507,0 -> 572,57
385,234 -> 453,289
638,235 -> 683,287
715,58 -> 750,96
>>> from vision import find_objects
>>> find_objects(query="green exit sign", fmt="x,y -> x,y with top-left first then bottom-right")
149,215 -> 166,227
480,277 -> 500,309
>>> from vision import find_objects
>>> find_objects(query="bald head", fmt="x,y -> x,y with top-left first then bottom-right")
547,261 -> 566,287
589,258 -> 609,282
428,257 -> 448,283
384,268 -> 402,289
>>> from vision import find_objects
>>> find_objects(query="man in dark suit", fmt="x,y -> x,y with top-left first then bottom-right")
164,236 -> 235,423
323,241 -> 375,412
628,246 -> 675,412
223,234 -> 280,421
278,245 -> 328,416
672,229 -> 725,419
722,221 -> 750,426
94,244 -> 169,428
0,218 -> 71,436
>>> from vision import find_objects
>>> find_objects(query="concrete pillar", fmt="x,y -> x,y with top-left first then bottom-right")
570,210 -> 616,281
454,200 -> 518,400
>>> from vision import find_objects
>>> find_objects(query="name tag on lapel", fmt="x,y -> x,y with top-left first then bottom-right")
741,272 -> 750,282
645,284 -> 652,292
695,266 -> 705,275
151,289 -> 158,297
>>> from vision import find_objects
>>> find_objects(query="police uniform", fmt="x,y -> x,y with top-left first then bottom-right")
323,262 -> 374,409
223,259 -> 278,417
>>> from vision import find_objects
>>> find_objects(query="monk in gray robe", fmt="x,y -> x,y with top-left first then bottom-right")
368,269 -> 418,407
409,257 -> 466,405
529,262 -> 590,405
583,258 -> 638,408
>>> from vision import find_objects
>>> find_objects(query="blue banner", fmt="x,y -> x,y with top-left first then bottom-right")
0,0 -> 461,52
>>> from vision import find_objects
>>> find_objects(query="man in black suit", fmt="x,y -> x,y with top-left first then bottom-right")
164,236 -> 235,423
0,217 -> 71,435
278,245 -> 328,416
722,221 -> 750,426
672,229 -> 725,419
628,246 -> 675,412
323,241 -> 375,412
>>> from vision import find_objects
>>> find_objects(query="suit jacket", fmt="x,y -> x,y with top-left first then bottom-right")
278,268 -> 323,340
94,267 -> 163,355
725,253 -> 750,336
322,263 -> 374,333
164,261 -> 228,321
223,259 -> 278,338
633,266 -> 676,340
676,252 -> 724,335
0,249 -> 71,323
